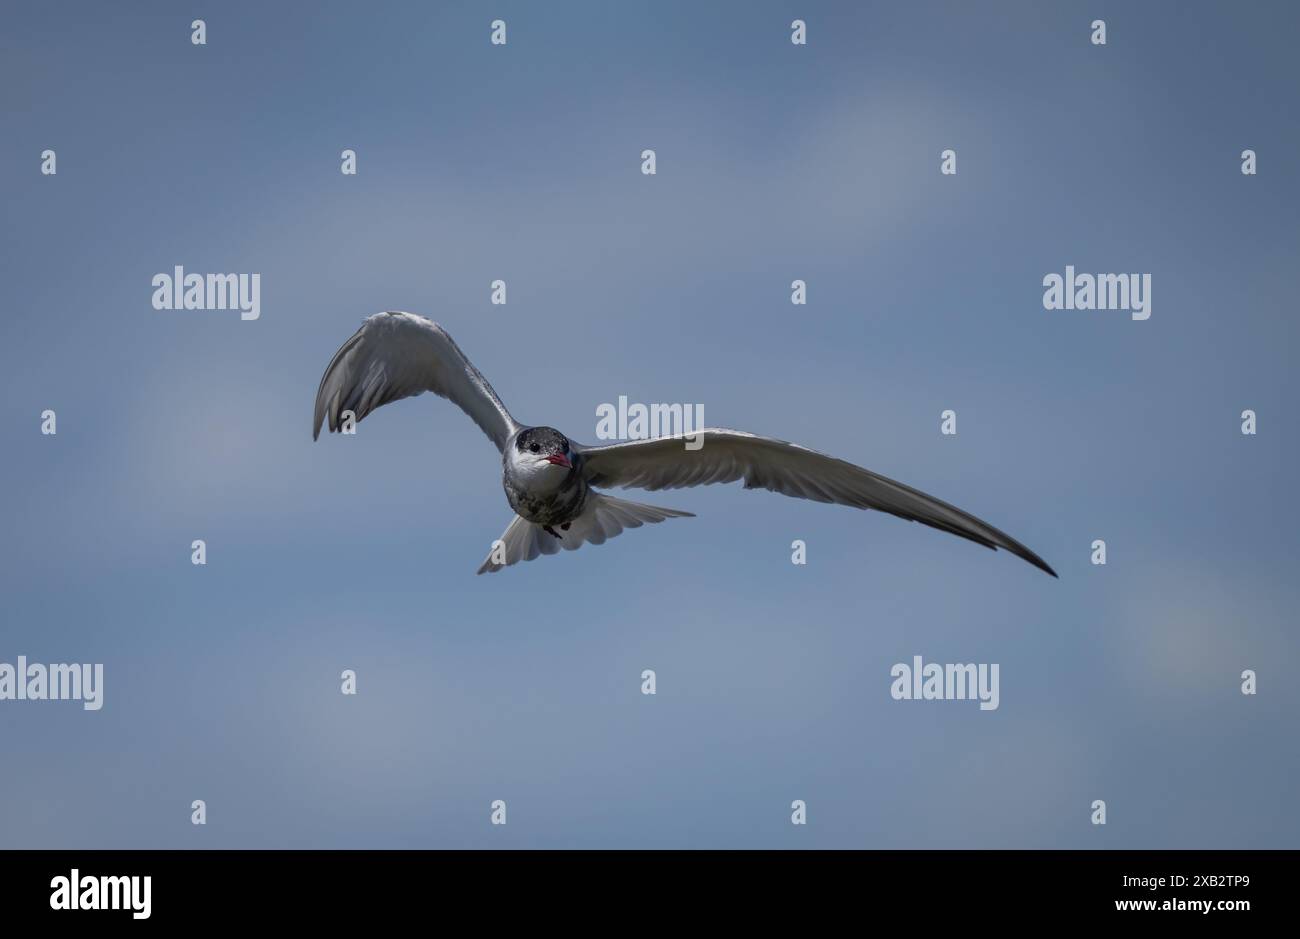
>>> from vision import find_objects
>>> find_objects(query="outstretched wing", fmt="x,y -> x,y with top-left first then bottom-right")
313,312 -> 519,450
576,428 -> 1056,576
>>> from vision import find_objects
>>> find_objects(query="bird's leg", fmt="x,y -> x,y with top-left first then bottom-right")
543,525 -> 562,539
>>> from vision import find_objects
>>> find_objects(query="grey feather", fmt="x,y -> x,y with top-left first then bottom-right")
477,494 -> 693,574
576,429 -> 1056,577
313,312 -> 519,451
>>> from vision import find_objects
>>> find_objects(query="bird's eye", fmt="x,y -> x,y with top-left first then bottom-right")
529,444 -> 540,453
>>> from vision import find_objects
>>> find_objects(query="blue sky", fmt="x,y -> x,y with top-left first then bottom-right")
1,0 -> 1297,847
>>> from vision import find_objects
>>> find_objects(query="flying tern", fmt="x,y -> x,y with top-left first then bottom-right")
312,312 -> 1057,577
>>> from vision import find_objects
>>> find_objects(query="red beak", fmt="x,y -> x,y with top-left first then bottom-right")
546,454 -> 572,469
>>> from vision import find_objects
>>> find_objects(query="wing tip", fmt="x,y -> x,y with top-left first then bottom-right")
1015,550 -> 1058,578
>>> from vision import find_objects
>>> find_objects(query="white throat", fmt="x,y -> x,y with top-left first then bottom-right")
508,448 -> 569,492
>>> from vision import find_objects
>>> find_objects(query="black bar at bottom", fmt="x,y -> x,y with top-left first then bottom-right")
0,849 -> 1284,924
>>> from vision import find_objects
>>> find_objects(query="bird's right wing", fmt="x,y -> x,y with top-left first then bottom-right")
313,312 -> 519,450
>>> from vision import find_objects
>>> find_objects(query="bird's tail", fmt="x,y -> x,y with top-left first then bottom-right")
476,493 -> 694,574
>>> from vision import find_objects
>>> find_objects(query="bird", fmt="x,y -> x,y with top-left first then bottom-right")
312,312 -> 1057,578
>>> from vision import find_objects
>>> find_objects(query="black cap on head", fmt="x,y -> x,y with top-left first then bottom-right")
517,426 -> 568,455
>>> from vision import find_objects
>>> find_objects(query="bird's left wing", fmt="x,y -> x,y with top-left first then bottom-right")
575,428 -> 1056,576
313,312 -> 520,451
